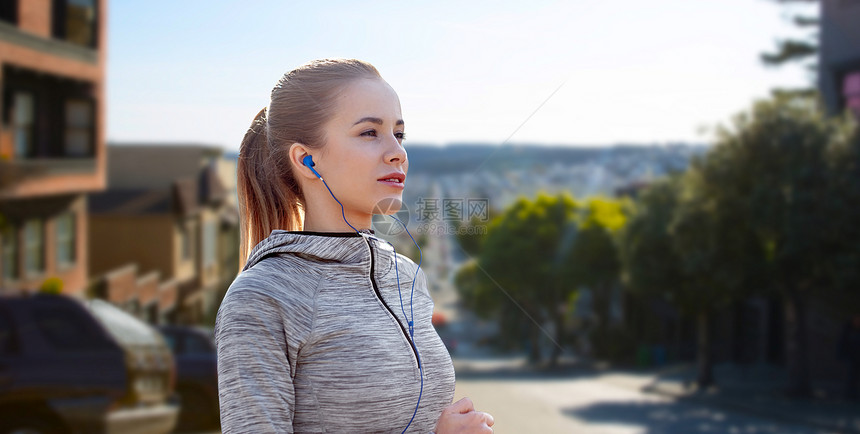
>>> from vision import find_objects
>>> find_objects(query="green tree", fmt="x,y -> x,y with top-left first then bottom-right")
454,192 -> 631,366
620,160 -> 764,388
707,92 -> 857,395
562,197 -> 629,360
760,0 -> 820,95
619,178 -> 684,312
453,209 -> 498,257
678,165 -> 766,386
489,193 -> 579,365
621,177 -> 705,386
824,121 -> 860,301
454,192 -> 581,365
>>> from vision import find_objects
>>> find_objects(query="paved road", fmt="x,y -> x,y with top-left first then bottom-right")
451,361 -> 833,434
189,363 -> 835,434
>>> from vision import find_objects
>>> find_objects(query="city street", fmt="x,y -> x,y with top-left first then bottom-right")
452,359 -> 832,434
420,223 -> 849,434
193,363 -> 836,434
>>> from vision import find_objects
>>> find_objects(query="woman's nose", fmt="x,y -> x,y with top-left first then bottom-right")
386,134 -> 407,164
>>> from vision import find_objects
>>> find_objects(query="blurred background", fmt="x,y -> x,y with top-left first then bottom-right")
1,0 -> 859,433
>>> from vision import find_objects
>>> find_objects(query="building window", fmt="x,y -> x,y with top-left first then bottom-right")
181,221 -> 196,262
0,1 -> 17,25
24,219 -> 44,277
65,99 -> 93,157
12,92 -> 35,159
203,221 -> 216,268
2,224 -> 18,281
181,225 -> 190,261
56,212 -> 76,268
53,0 -> 97,48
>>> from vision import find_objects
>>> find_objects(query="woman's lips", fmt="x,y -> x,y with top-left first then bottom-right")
378,179 -> 405,189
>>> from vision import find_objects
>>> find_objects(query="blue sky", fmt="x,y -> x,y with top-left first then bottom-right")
107,0 -> 818,152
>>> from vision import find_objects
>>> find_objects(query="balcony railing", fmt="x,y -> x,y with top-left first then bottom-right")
0,20 -> 98,64
0,157 -> 97,189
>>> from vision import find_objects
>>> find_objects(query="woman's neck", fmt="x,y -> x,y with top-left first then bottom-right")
302,209 -> 372,233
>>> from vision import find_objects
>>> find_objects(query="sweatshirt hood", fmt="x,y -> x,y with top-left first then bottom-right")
243,229 -> 395,272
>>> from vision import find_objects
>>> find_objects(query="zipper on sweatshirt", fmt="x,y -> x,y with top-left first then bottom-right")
364,236 -> 421,370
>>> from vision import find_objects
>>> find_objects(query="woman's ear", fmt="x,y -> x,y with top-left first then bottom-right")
289,142 -> 319,180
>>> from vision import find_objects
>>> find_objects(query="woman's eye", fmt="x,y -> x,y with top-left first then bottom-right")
360,130 -> 406,141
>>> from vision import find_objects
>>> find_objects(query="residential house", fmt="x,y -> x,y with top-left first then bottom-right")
88,144 -> 239,325
0,0 -> 105,296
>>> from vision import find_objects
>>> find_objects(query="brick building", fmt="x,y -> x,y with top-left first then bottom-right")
0,0 -> 105,296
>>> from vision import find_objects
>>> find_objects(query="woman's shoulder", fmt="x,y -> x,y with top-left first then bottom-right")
216,262 -> 323,339
225,257 -> 324,306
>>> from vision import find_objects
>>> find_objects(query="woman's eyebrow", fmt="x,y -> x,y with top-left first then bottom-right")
352,117 -> 405,127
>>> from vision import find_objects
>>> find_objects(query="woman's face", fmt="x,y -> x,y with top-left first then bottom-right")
314,77 -> 408,217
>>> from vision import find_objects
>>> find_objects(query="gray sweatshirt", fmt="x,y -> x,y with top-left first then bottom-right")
215,230 -> 456,433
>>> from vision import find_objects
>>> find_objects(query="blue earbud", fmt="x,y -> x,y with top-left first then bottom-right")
303,155 -> 323,179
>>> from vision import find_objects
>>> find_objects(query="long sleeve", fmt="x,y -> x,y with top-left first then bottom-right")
215,287 -> 296,433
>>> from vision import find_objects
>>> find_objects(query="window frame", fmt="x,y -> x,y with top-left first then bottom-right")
23,219 -> 45,278
64,98 -> 95,157
203,220 -> 216,268
11,90 -> 36,159
52,0 -> 99,49
55,211 -> 77,270
180,220 -> 197,263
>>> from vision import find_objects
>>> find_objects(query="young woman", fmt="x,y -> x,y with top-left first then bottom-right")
215,59 -> 495,433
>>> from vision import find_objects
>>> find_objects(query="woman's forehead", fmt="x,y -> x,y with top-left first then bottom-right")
331,78 -> 402,124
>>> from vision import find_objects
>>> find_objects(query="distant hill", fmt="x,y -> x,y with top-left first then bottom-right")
403,142 -> 709,174
223,142 -> 709,175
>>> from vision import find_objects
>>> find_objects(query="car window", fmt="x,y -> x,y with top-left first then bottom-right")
33,306 -> 113,351
0,308 -> 18,355
184,333 -> 214,355
161,332 -> 178,353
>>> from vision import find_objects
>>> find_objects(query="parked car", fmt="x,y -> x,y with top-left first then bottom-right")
0,293 -> 178,434
157,325 -> 219,432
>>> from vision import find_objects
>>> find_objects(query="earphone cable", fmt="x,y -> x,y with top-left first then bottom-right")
316,175 -> 425,433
